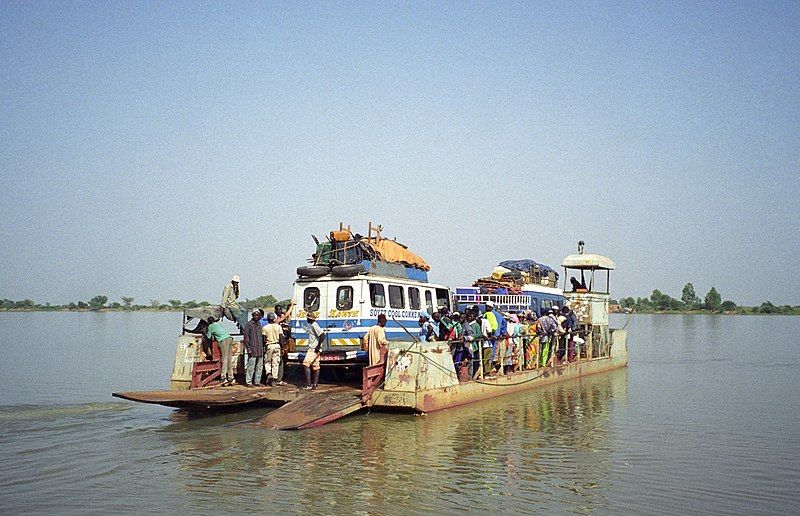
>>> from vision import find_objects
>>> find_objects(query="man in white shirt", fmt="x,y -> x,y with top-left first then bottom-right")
262,312 -> 284,386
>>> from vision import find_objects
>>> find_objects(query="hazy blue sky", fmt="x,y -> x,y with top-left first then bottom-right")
1,1 -> 798,306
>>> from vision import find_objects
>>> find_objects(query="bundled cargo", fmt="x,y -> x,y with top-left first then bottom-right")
329,229 -> 351,243
499,259 -> 559,282
298,222 -> 431,281
470,258 -> 560,294
362,238 -> 430,271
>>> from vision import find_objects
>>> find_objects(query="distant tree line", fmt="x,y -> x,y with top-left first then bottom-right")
0,295 -> 291,312
617,283 -> 800,315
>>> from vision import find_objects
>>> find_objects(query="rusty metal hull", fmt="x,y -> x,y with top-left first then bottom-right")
371,355 -> 628,413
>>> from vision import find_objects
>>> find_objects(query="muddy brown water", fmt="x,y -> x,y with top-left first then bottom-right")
1,311 -> 799,514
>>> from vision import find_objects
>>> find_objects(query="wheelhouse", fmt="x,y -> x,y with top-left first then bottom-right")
561,241 -> 618,357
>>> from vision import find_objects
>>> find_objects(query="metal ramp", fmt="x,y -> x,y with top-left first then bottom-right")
250,387 -> 364,430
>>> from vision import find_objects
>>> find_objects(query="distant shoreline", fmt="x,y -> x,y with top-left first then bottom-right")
611,309 -> 800,316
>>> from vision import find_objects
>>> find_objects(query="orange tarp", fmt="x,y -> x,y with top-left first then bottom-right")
365,238 -> 430,271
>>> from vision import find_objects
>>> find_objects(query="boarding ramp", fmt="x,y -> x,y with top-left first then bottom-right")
248,358 -> 389,429
250,386 -> 363,430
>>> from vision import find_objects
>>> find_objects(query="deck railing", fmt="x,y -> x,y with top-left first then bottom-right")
453,293 -> 533,312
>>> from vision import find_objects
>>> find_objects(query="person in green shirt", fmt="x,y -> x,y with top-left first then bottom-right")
207,317 -> 236,386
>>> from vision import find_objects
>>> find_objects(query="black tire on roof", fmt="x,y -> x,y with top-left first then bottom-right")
297,265 -> 329,277
330,264 -> 367,277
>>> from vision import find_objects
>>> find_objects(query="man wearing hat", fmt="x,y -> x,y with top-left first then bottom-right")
302,312 -> 325,389
221,275 -> 246,331
242,309 -> 265,387
262,311 -> 284,386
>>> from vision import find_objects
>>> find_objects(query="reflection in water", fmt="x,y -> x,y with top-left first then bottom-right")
156,369 -> 629,513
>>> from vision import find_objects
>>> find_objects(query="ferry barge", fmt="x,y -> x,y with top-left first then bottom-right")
113,225 -> 627,429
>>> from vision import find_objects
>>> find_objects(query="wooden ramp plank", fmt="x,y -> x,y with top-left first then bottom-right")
252,391 -> 364,430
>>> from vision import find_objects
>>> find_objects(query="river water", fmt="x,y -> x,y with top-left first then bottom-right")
0,312 -> 798,514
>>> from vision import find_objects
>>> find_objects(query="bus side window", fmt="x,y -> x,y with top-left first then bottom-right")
337,286 -> 353,310
370,283 -> 386,308
435,288 -> 450,310
424,291 -> 433,311
409,287 -> 421,310
304,287 -> 321,312
388,285 -> 405,309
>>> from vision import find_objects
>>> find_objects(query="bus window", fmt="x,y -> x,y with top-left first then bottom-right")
435,288 -> 450,310
388,285 -> 405,309
409,287 -> 420,310
336,286 -> 353,310
370,283 -> 386,308
425,290 -> 433,311
304,287 -> 321,312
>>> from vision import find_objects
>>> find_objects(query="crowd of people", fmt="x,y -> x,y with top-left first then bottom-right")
418,301 -> 585,381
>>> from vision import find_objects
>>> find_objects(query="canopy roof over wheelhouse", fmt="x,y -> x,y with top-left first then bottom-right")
561,241 -> 616,295
561,253 -> 616,270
